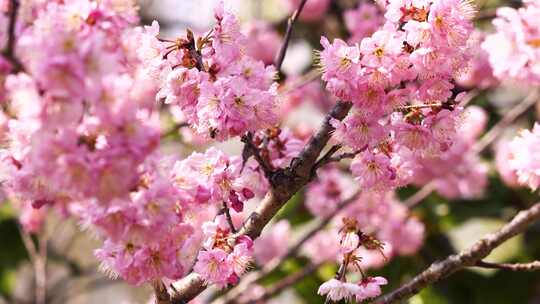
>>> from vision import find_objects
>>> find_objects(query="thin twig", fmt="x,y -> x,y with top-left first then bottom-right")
18,226 -> 37,263
213,190 -> 361,304
474,260 -> 540,272
223,201 -> 237,233
2,0 -> 23,71
373,202 -> 540,304
315,147 -> 366,171
161,122 -> 189,138
472,89 -> 539,154
35,229 -> 48,304
274,0 -> 309,72
313,144 -> 342,171
279,69 -> 322,96
404,182 -> 437,208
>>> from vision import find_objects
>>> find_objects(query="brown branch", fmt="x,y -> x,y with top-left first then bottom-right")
18,226 -> 37,263
213,190 -> 361,304
373,202 -> 540,304
313,144 -> 342,170
474,260 -> 540,272
472,89 -> 539,154
241,132 -> 274,181
274,0 -> 309,72
404,182 -> 436,208
35,228 -> 48,304
169,101 -> 352,303
160,122 -> 189,139
222,201 -> 237,233
153,280 -> 172,304
2,0 -> 23,71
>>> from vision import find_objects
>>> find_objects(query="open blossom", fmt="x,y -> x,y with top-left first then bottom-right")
356,276 -> 388,301
508,123 -> 540,191
351,151 -> 396,191
318,279 -> 362,302
228,242 -> 253,276
331,113 -> 387,151
194,248 -> 233,287
482,1 -> 540,84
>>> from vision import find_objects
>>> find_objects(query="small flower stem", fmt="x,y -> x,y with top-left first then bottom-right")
474,260 -> 540,272
211,191 -> 362,304
222,201 -> 237,233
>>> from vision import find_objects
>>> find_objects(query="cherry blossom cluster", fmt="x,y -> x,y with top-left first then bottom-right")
482,0 -> 540,84
158,4 -> 279,141
0,0 -> 520,302
0,0 -> 263,287
501,123 -> 540,191
319,0 -> 476,192
410,106 -> 489,199
77,147 -> 255,285
1,0 -> 158,213
194,215 -> 254,287
304,180 -> 424,263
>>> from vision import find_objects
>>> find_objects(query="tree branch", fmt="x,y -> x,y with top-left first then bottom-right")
472,89 -> 539,154
373,202 -> 540,304
474,260 -> 540,272
274,0 -> 309,72
213,190 -> 361,304
160,122 -> 189,139
169,101 -> 352,303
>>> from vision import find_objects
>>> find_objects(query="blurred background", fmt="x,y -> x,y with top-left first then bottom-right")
2,0 -> 540,303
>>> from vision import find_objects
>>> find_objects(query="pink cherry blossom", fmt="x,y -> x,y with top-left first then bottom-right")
318,278 -> 362,302
193,248 -> 233,288
508,123 -> 540,191
356,276 -> 388,301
